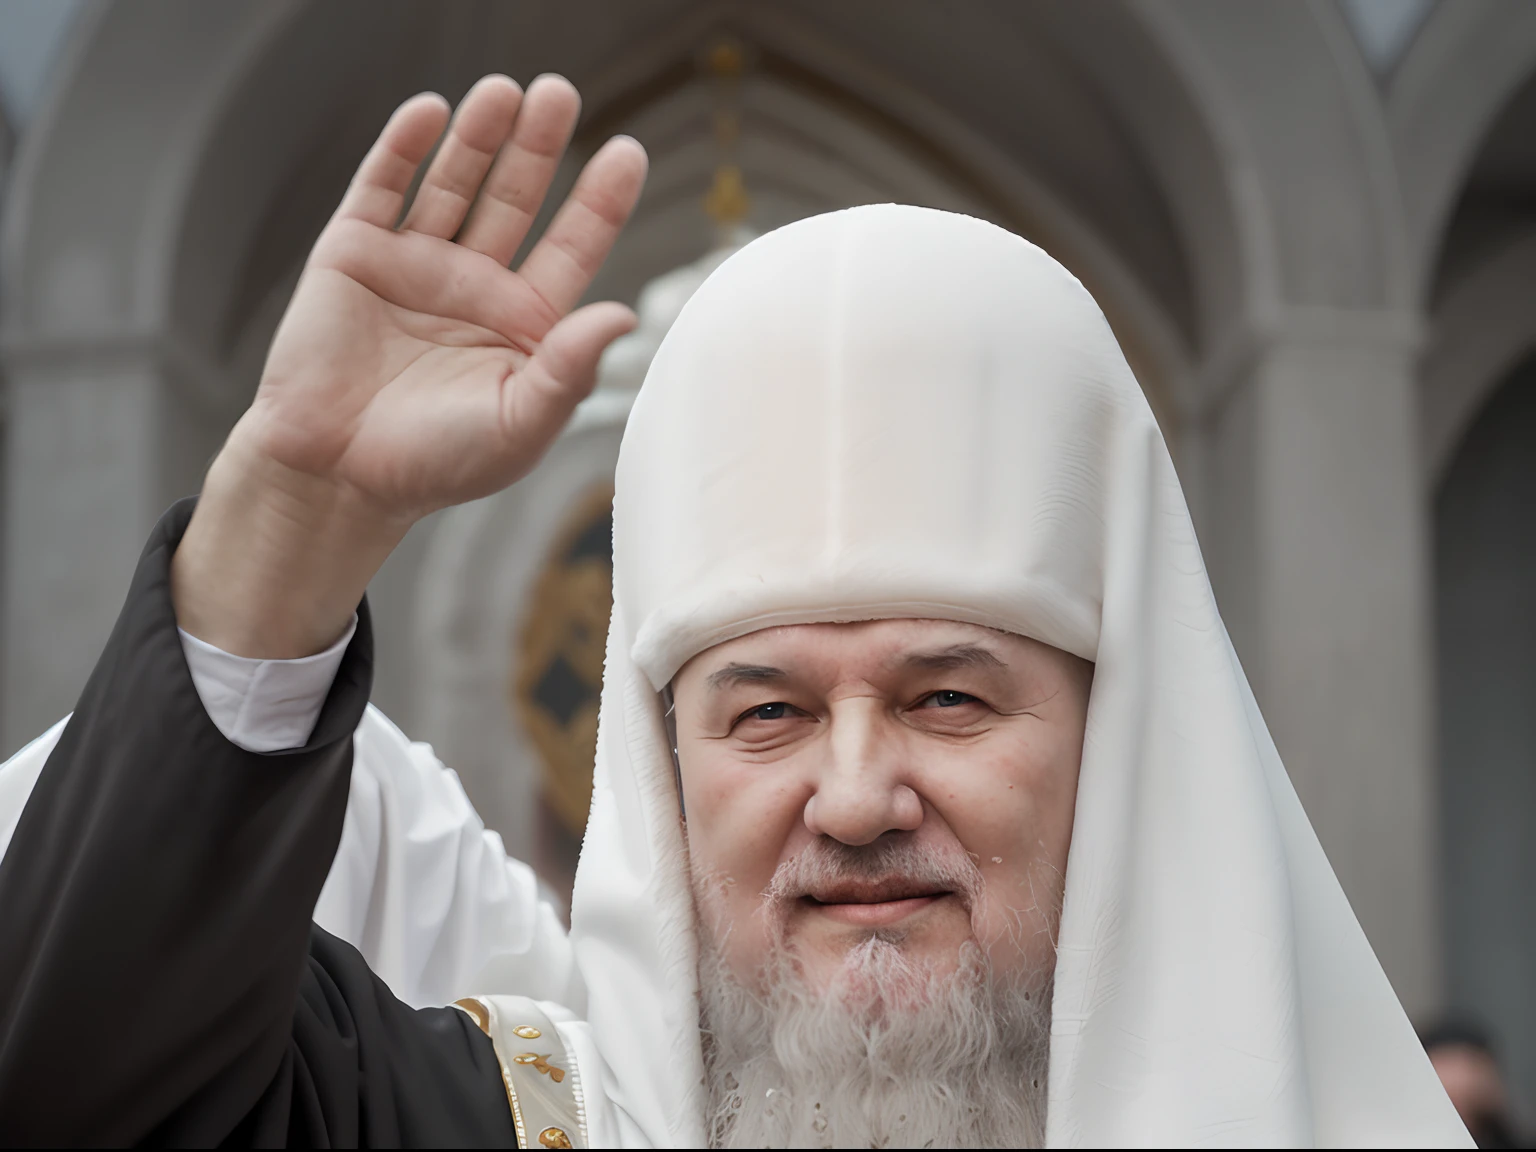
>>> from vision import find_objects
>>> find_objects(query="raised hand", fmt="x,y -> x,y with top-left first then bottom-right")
173,76 -> 647,659
255,74 -> 645,513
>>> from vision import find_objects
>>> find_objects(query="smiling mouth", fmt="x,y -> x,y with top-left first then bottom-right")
801,882 -> 953,928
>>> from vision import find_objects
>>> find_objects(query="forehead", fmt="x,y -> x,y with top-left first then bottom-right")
676,618 -> 1030,683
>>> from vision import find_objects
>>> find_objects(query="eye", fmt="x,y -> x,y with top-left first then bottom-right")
725,699 -> 816,750
920,690 -> 980,708
739,701 -> 792,723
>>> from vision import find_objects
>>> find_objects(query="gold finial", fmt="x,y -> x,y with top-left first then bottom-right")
704,163 -> 750,226
701,34 -> 751,232
707,38 -> 744,77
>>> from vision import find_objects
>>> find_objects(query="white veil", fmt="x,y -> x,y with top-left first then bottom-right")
567,205 -> 1470,1147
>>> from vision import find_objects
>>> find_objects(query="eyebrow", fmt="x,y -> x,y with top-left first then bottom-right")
705,663 -> 789,691
900,643 -> 1008,673
704,643 -> 1007,691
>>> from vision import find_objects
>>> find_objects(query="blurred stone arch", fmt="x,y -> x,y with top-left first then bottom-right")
1399,2 -> 1536,1115
0,0 -> 1480,1018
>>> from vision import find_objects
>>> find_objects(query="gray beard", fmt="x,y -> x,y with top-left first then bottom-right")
698,932 -> 1052,1149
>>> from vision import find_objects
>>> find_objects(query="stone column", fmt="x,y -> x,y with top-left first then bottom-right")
0,334 -> 230,754
1200,308 -> 1438,1016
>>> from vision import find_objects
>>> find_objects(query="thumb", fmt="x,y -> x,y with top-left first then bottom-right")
502,300 -> 637,457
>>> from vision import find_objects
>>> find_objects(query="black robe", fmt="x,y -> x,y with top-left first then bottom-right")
0,500 -> 519,1147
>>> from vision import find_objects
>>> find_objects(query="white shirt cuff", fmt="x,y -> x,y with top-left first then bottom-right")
178,617 -> 358,753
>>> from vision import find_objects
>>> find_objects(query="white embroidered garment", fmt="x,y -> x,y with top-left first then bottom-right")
565,203 -> 1471,1146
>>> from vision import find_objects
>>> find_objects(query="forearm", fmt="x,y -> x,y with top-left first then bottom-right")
172,418 -> 406,659
0,499 -> 374,1144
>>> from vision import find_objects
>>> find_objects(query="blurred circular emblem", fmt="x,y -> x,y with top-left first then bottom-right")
514,483 -> 615,858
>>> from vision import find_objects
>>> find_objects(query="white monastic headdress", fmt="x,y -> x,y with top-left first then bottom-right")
568,205 -> 1470,1147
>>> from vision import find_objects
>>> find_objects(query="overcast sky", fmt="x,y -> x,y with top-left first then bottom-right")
0,0 -> 82,132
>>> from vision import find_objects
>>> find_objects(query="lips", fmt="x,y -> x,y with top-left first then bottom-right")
801,878 -> 953,928
806,878 -> 948,906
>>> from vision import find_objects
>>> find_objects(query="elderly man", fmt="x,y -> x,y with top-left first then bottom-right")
0,76 -> 1468,1148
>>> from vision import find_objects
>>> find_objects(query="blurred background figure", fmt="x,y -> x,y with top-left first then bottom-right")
0,0 -> 1534,1130
1424,1020 -> 1528,1148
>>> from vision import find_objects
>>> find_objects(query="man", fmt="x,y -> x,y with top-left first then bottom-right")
0,75 -> 1469,1147
1423,1021 -> 1526,1148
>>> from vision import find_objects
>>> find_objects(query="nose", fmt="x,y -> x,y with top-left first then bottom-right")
802,699 -> 924,846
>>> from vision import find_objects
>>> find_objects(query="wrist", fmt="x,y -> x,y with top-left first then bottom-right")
172,422 -> 408,659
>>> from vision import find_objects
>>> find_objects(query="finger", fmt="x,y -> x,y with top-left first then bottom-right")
503,301 -> 637,453
318,225 -> 558,345
518,135 -> 648,316
457,74 -> 582,266
401,74 -> 523,239
334,93 -> 451,228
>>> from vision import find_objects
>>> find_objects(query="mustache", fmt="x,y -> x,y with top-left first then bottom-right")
763,833 -> 985,915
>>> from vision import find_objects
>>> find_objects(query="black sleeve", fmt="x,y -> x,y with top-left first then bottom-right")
0,499 -> 518,1148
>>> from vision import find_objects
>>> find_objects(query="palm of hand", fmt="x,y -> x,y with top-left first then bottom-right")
246,76 -> 646,520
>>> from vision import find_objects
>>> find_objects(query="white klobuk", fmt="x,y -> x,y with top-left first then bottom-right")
566,204 -> 1471,1147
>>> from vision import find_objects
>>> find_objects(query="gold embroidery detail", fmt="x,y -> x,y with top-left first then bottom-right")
513,1025 -> 543,1039
455,999 -> 531,1144
512,1052 -> 567,1083
454,997 -> 491,1035
538,1126 -> 573,1149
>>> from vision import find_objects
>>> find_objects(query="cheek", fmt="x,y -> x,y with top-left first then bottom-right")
681,749 -> 815,924
919,727 -> 1077,848
913,723 -> 1081,924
